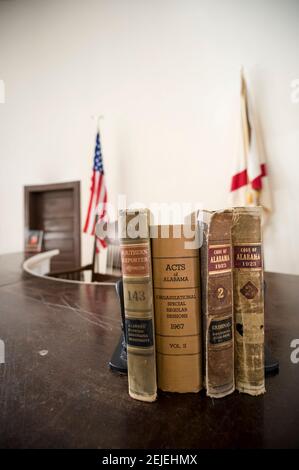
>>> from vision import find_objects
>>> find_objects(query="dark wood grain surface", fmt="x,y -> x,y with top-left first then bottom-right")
0,253 -> 298,449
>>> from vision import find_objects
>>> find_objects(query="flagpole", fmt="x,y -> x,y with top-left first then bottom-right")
97,115 -> 104,135
95,116 -> 106,273
240,67 -> 255,205
91,114 -> 104,135
85,114 -> 108,271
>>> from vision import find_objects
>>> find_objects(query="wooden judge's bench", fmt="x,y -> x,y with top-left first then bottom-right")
0,252 -> 298,449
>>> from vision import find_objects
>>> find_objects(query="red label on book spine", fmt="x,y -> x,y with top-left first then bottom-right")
234,245 -> 262,269
120,244 -> 150,276
208,245 -> 231,274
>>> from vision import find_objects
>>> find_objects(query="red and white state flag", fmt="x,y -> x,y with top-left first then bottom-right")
230,70 -> 272,212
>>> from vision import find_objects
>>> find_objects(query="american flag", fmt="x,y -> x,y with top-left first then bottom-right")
83,131 -> 108,251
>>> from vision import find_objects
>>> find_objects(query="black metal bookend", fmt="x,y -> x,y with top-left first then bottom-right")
264,280 -> 279,376
265,345 -> 279,376
109,279 -> 128,373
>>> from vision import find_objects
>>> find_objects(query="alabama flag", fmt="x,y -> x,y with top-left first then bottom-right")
230,70 -> 272,212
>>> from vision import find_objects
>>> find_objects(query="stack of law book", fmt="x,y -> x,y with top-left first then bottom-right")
118,207 -> 265,402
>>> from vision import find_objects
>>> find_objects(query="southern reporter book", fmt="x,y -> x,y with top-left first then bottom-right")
198,210 -> 235,398
231,206 -> 265,396
118,209 -> 157,402
151,224 -> 202,393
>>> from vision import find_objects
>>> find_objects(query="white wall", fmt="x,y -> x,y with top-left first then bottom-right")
0,0 -> 298,273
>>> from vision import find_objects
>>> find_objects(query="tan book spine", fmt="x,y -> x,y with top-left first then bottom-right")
151,225 -> 202,393
232,207 -> 265,396
119,209 -> 157,402
199,210 -> 235,398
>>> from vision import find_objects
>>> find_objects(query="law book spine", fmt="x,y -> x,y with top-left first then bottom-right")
119,209 -> 157,402
232,207 -> 265,396
151,225 -> 202,393
199,210 -> 235,398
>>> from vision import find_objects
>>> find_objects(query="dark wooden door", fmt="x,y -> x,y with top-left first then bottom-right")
24,181 -> 81,271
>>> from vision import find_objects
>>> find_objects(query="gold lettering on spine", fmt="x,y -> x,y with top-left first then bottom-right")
232,208 -> 265,396
200,210 -> 235,398
152,225 -> 202,393
119,210 -> 157,403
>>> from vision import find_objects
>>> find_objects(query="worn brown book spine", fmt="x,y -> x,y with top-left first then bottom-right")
119,209 -> 157,402
151,225 -> 202,393
199,210 -> 235,398
232,207 -> 265,396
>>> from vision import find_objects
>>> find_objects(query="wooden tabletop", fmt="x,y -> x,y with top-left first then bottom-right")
0,253 -> 298,449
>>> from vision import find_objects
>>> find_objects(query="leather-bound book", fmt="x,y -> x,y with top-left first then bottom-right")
232,207 -> 265,396
119,209 -> 157,402
199,210 -> 235,398
151,225 -> 202,393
